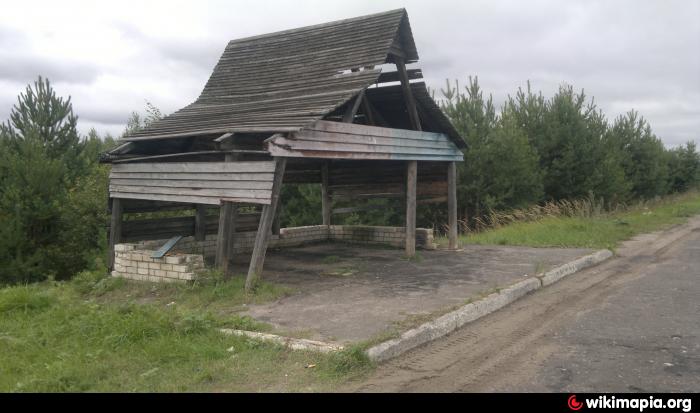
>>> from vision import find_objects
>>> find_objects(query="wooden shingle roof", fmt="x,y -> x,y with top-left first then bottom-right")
122,8 -> 465,151
125,9 -> 417,141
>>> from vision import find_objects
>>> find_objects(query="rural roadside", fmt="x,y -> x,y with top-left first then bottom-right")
2,195 -> 699,392
347,215 -> 700,392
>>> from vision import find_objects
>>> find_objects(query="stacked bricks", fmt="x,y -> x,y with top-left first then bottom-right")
130,225 -> 435,264
112,244 -> 205,283
329,226 -> 436,250
275,225 -> 330,248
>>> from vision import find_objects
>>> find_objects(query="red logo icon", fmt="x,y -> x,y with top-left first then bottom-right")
568,395 -> 583,411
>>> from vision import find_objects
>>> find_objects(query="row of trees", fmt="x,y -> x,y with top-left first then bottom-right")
441,77 -> 699,224
0,76 -> 698,284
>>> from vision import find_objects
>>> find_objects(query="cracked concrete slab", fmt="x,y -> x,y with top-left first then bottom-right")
236,242 -> 594,344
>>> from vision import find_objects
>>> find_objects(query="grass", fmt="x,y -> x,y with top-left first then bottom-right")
453,191 -> 700,250
0,272 -> 372,392
79,269 -> 294,320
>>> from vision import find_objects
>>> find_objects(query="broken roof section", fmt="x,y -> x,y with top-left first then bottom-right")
123,8 -> 464,149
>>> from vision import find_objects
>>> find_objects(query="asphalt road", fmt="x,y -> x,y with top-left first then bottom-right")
351,217 -> 700,392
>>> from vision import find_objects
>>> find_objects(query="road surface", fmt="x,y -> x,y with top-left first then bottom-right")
351,217 -> 700,392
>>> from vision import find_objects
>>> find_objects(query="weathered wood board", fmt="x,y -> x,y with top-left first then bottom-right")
109,161 -> 276,205
265,120 -> 463,161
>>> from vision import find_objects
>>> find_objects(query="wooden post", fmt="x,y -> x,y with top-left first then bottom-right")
405,161 -> 417,256
246,158 -> 287,292
108,197 -> 123,271
194,204 -> 207,241
272,203 -> 281,235
215,202 -> 237,278
215,153 -> 238,278
447,161 -> 458,250
321,161 -> 331,226
396,55 -> 421,256
361,96 -> 375,125
395,56 -> 422,131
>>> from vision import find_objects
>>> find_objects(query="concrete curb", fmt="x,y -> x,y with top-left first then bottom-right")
366,249 -> 613,363
219,329 -> 345,353
537,249 -> 613,287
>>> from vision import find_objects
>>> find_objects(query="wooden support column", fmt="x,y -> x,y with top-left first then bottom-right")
447,161 -> 458,250
405,161 -> 417,256
321,161 -> 331,226
361,96 -> 375,125
246,158 -> 287,292
272,204 -> 281,235
108,198 -> 123,271
215,202 -> 237,278
194,204 -> 207,241
396,55 -> 422,256
215,153 -> 238,278
342,90 -> 365,123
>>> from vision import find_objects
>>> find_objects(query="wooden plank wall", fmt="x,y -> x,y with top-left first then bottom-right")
266,120 -> 463,161
121,211 -> 262,242
109,161 -> 276,205
328,160 -> 447,203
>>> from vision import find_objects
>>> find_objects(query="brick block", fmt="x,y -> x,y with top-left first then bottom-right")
165,256 -> 184,265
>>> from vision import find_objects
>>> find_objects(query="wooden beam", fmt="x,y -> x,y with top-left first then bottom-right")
377,69 -> 423,84
108,198 -> 123,271
342,90 -> 365,123
110,149 -> 269,163
272,203 -> 281,235
396,55 -> 421,257
194,204 -> 207,241
321,161 -> 331,226
361,98 -> 389,127
405,161 -> 417,256
245,157 -> 287,292
108,142 -> 134,155
215,201 -> 237,278
447,161 -> 458,250
360,95 -> 375,126
395,56 -> 422,131
215,152 -> 239,278
213,132 -> 234,143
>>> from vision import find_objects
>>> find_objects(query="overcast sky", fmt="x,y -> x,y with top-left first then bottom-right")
1,0 -> 698,146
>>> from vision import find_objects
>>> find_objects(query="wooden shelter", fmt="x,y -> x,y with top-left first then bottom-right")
103,8 -> 465,290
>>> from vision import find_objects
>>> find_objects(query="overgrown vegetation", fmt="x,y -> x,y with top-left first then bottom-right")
456,190 -> 700,250
0,273 -> 371,392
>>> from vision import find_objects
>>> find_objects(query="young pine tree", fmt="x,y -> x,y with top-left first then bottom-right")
0,77 -> 95,283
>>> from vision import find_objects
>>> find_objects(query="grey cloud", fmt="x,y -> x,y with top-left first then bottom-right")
0,0 -> 698,146
0,54 -> 101,84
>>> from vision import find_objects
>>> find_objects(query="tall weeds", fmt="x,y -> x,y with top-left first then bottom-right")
452,191 -> 697,235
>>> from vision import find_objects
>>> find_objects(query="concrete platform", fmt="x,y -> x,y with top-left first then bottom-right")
231,242 -> 594,344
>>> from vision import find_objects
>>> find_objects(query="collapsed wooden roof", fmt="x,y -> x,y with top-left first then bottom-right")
122,8 -> 464,148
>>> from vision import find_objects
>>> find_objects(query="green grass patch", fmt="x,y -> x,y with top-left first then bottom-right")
79,269 -> 293,320
0,274 -> 372,392
458,192 -> 700,250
